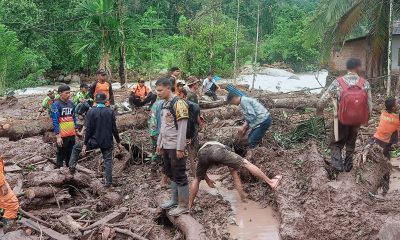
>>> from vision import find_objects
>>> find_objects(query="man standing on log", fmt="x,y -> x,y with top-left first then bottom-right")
316,58 -> 372,174
51,85 -> 79,168
89,69 -> 115,108
0,155 -> 19,233
188,141 -> 282,209
227,93 -> 272,148
156,78 -> 190,216
82,93 -> 122,188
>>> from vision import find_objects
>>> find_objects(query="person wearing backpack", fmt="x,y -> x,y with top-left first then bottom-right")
316,58 -> 372,173
181,89 -> 202,176
156,78 -> 190,217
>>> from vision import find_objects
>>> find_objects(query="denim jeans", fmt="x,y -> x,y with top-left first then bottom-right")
69,142 -> 113,185
101,148 -> 113,186
248,116 -> 272,148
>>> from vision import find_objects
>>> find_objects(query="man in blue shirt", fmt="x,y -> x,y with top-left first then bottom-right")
202,72 -> 220,101
51,85 -> 80,168
227,93 -> 272,148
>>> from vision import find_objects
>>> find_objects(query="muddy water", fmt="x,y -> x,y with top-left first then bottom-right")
199,175 -> 281,240
389,158 -> 400,193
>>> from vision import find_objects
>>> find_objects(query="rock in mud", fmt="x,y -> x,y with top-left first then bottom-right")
378,220 -> 400,240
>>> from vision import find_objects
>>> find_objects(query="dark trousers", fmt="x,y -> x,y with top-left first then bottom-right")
163,149 -> 188,186
75,102 -> 91,115
204,83 -> 218,101
69,142 -> 113,185
129,92 -> 157,107
330,122 -> 360,170
248,116 -> 272,148
57,136 -> 75,168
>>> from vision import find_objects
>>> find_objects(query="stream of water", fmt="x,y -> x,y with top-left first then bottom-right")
199,175 -> 281,240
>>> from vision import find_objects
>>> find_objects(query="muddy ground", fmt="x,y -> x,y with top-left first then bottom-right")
0,89 -> 399,239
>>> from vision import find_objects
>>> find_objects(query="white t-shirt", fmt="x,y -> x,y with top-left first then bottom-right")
202,78 -> 216,92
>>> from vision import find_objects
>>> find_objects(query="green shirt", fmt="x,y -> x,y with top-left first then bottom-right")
73,91 -> 92,105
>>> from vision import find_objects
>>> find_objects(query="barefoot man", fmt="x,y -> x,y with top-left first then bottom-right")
189,141 -> 282,209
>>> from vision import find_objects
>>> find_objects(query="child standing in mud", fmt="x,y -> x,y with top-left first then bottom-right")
188,141 -> 282,209
369,97 -> 400,195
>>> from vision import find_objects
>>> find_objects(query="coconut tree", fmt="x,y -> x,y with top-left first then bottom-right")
310,0 -> 400,78
74,0 -> 125,81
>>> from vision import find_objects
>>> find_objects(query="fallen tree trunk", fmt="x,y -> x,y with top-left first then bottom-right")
1,106 -> 241,140
25,186 -> 63,199
0,111 -> 148,141
157,195 -> 206,240
271,97 -> 318,109
201,106 -> 241,123
199,100 -> 226,109
199,126 -> 241,147
25,169 -> 73,187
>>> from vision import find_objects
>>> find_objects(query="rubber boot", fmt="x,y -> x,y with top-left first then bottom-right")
161,181 -> 178,209
2,219 -> 17,234
331,150 -> 344,172
168,184 -> 189,217
343,155 -> 353,172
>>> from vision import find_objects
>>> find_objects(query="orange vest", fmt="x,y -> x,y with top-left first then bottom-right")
94,82 -> 111,106
374,111 -> 400,143
132,85 -> 150,98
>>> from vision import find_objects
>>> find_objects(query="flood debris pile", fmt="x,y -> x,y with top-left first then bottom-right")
0,87 -> 399,239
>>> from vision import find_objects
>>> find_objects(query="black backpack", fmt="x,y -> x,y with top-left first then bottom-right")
167,96 -> 200,140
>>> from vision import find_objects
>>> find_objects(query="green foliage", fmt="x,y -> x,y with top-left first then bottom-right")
0,24 -> 50,94
0,0 -> 321,91
260,4 -> 320,71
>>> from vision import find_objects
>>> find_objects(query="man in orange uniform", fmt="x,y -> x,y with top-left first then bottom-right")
89,69 -> 115,107
0,156 -> 19,233
128,78 -> 157,108
371,97 -> 400,195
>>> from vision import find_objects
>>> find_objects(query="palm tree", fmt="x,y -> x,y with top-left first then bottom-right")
74,0 -> 125,81
310,0 -> 399,77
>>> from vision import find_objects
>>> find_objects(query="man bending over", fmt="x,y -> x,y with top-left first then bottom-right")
189,141 -> 282,209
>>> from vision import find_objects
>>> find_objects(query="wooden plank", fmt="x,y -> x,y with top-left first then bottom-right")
5,164 -> 22,172
19,217 -> 72,240
82,207 -> 128,231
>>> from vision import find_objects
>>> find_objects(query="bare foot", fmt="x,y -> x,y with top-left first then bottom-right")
270,175 -> 282,190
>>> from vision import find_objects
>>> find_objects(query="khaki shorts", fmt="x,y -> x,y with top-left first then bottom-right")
196,144 -> 243,180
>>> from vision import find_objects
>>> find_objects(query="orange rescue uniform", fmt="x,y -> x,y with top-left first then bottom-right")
374,111 -> 400,143
94,82 -> 112,106
132,85 -> 151,98
0,157 -> 19,219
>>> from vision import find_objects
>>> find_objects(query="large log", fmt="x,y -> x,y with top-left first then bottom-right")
157,194 -> 206,240
1,106 -> 242,140
0,111 -> 148,141
25,186 -> 63,199
199,100 -> 226,109
201,106 -> 241,123
199,126 -> 241,146
25,169 -> 73,187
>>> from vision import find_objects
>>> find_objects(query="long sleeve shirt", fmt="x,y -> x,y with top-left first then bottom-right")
317,72 -> 372,114
84,105 -> 120,149
157,96 -> 188,151
240,96 -> 271,129
50,99 -> 77,138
